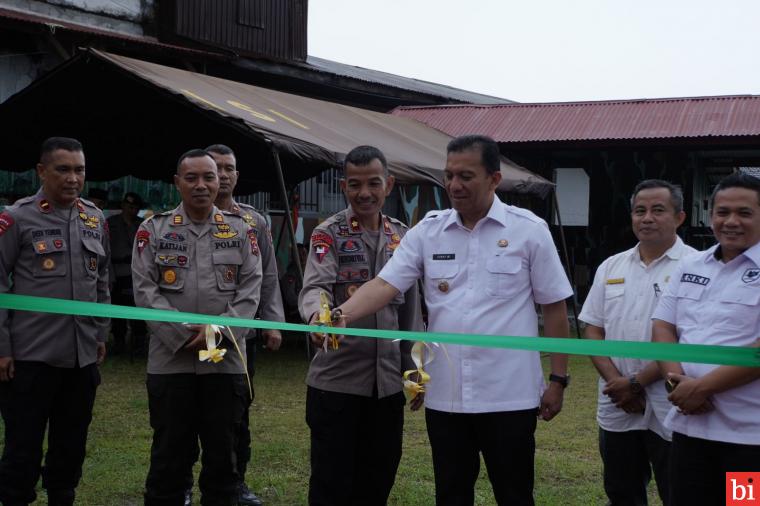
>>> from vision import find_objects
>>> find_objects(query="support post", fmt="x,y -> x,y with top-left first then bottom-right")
552,190 -> 581,335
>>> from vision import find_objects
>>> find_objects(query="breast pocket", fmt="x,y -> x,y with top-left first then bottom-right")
675,283 -> 706,327
81,237 -> 105,279
32,239 -> 67,278
603,284 -> 626,320
713,288 -> 760,332
213,250 -> 243,291
426,262 -> 459,295
485,254 -> 524,299
155,253 -> 188,292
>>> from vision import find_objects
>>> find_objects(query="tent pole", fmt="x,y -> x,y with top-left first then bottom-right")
552,189 -> 581,336
267,141 -> 311,359
268,141 -> 303,280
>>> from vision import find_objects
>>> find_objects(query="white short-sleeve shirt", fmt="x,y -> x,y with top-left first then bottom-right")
579,238 -> 696,440
652,242 -> 760,445
379,196 -> 573,413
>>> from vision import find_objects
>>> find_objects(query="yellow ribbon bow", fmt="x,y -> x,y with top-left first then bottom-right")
403,341 -> 434,400
198,324 -> 227,363
195,323 -> 252,399
317,292 -> 339,351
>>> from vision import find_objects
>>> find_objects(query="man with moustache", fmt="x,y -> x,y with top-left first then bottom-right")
580,180 -> 696,506
205,143 -> 284,506
652,172 -> 760,506
132,149 -> 263,506
299,145 -> 423,506
334,135 -> 573,505
0,137 -> 110,506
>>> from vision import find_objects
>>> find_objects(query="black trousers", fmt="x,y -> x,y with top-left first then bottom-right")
144,374 -> 249,506
111,276 -> 147,347
305,387 -> 405,506
598,428 -> 671,506
0,361 -> 99,506
187,338 -> 256,491
425,407 -> 538,506
670,431 -> 760,506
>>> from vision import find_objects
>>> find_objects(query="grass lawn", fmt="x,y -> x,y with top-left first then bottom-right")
0,338 -> 664,505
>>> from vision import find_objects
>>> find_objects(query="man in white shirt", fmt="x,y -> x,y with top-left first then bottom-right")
652,172 -> 760,506
333,135 -> 573,505
580,179 -> 696,506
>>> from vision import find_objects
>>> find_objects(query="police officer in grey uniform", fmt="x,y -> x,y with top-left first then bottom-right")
299,146 -> 423,506
132,149 -> 262,506
207,143 -> 285,506
0,137 -> 110,506
107,192 -> 146,354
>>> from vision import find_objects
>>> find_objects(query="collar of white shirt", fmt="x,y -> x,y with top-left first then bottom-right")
442,195 -> 507,231
704,241 -> 760,266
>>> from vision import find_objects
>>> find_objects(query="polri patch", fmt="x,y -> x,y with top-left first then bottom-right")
681,273 -> 710,286
0,212 -> 14,236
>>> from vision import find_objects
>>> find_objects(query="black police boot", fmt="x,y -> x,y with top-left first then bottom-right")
46,489 -> 75,506
238,483 -> 263,506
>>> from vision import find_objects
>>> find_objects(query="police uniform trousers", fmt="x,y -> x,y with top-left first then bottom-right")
305,386 -> 405,506
144,373 -> 249,506
0,361 -> 100,506
598,428 -> 670,506
186,336 -> 257,491
425,407 -> 538,506
669,432 -> 760,506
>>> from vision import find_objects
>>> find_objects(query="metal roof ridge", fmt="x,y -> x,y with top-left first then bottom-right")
394,94 -> 760,111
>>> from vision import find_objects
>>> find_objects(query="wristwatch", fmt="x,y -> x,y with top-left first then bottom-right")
629,375 -> 643,395
549,374 -> 570,388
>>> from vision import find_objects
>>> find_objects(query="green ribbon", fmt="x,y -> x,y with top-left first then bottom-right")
1,293 -> 758,367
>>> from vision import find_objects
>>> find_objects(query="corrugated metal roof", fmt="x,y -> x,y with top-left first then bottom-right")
0,6 -> 226,58
303,56 -> 513,105
392,95 -> 760,142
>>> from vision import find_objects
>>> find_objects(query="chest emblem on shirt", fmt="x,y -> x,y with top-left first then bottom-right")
498,239 -> 508,248
163,269 -> 177,284
163,232 -> 185,242
213,224 -> 238,239
438,280 -> 450,293
42,258 -> 55,270
53,239 -> 64,249
339,239 -> 362,253
742,268 -> 760,284
681,273 -> 710,286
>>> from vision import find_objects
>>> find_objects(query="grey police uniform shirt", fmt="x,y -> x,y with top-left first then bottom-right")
0,189 -> 110,368
299,208 -> 423,399
229,201 -> 285,325
131,204 -> 262,375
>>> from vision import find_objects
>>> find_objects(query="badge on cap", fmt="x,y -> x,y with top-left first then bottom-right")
498,239 -> 508,248
163,269 -> 177,284
438,280 -> 449,293
42,258 -> 55,270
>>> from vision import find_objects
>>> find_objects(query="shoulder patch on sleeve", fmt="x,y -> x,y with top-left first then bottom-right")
0,211 -> 15,236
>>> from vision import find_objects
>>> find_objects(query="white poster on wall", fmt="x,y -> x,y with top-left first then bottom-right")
553,168 -> 590,226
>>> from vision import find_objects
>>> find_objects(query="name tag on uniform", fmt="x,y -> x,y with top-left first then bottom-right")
433,254 -> 455,260
605,278 -> 625,285
681,273 -> 710,286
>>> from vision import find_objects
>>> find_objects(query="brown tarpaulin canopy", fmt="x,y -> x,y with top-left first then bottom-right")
0,49 -> 551,195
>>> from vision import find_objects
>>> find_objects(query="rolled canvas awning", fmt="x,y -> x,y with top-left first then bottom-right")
0,49 -> 552,195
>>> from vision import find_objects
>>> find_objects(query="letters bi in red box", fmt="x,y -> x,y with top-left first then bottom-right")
727,473 -> 759,505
